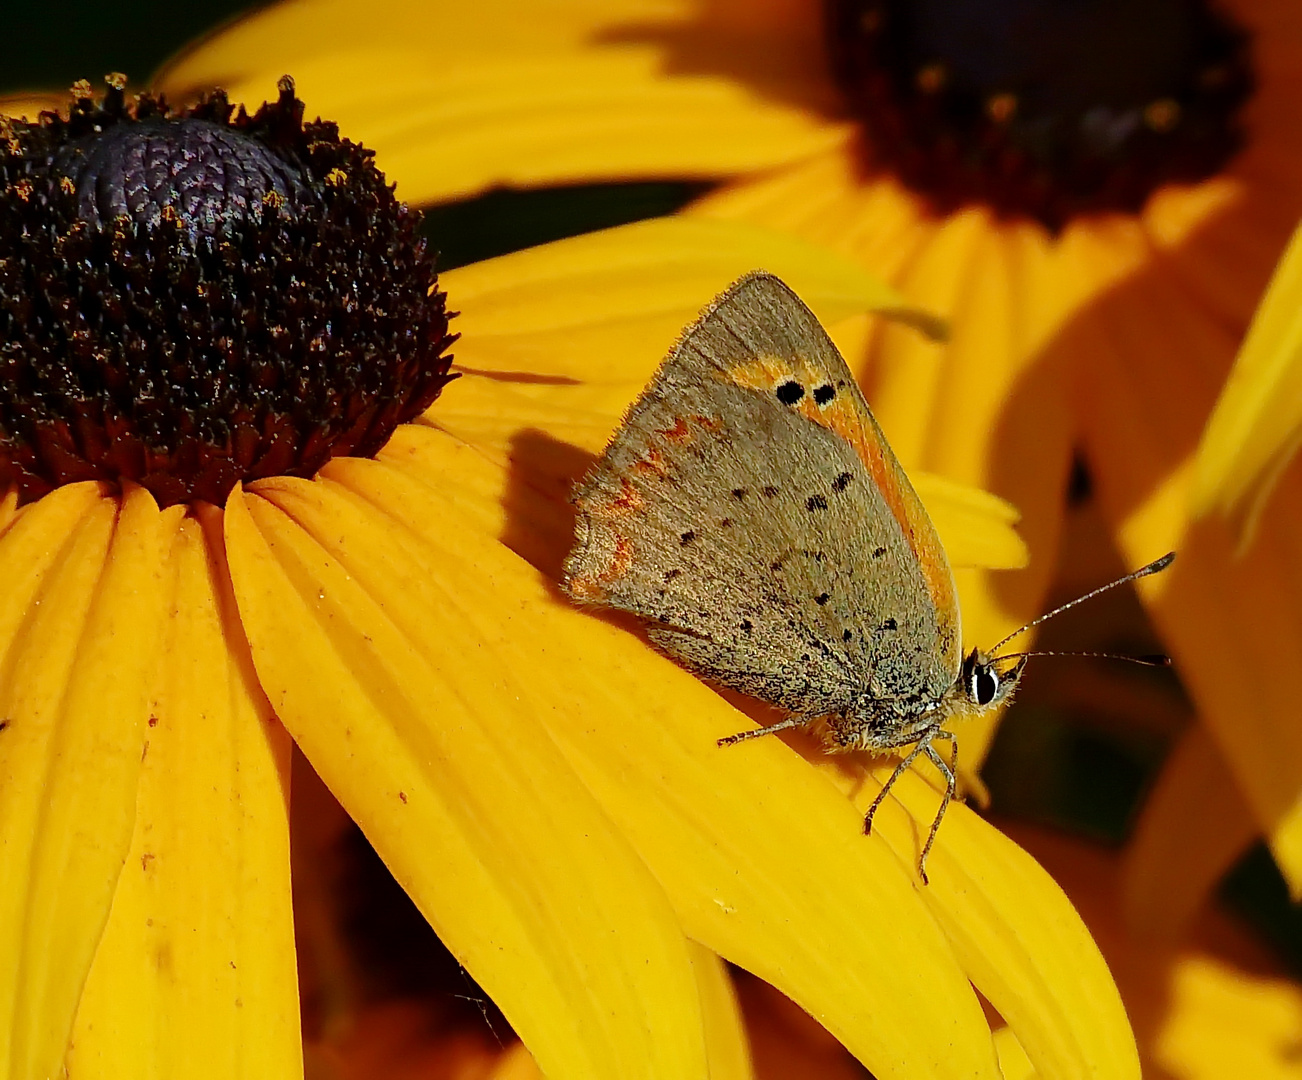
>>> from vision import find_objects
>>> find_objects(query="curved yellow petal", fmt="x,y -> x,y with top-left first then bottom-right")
66,509 -> 301,1078
1268,798 -> 1302,904
0,484 -> 173,1080
913,472 -> 1028,572
1121,724 -> 1259,942
1192,221 -> 1302,543
368,426 -> 1016,1079
223,478 -> 710,1080
1145,175 -> 1282,332
157,0 -> 846,206
1155,957 -> 1302,1079
0,489 -> 18,535
992,1027 -> 1037,1080
694,151 -> 941,285
690,943 -> 754,1080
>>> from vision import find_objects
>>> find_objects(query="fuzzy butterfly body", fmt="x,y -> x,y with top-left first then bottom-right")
563,271 -> 1022,877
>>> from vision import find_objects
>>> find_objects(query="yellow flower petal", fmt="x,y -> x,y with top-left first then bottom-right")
689,943 -> 754,1080
1146,175 -> 1283,330
157,0 -> 847,206
696,151 -> 942,284
66,509 -> 301,1078
223,477 -> 711,1080
0,488 -> 17,533
0,484 -> 173,1080
1122,724 -> 1259,942
992,1027 -> 1037,1080
1268,798 -> 1302,899
1155,957 -> 1302,1080
1193,221 -> 1302,543
913,473 -> 1028,572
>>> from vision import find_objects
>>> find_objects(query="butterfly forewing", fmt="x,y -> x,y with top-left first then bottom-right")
564,272 -> 961,716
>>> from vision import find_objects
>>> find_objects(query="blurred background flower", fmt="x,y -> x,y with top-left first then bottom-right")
9,0 -> 1302,1075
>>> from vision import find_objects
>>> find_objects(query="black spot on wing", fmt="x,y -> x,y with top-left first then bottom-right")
776,380 -> 804,405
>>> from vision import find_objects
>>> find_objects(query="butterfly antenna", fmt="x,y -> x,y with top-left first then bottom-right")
989,552 -> 1176,657
992,649 -> 1171,668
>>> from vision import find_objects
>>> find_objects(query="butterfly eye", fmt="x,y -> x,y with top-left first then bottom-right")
970,668 -> 999,706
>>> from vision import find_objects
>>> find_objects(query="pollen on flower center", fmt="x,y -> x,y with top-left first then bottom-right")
0,74 -> 457,508
825,0 -> 1254,228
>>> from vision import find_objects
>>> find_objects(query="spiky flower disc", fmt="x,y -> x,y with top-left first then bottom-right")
0,74 -> 457,507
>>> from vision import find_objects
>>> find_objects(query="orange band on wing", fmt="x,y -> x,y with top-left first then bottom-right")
721,355 -> 957,649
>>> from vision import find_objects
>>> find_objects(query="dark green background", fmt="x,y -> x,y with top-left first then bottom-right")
2,0 -> 257,96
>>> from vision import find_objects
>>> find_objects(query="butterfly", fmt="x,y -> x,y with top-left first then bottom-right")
563,270 -> 1172,880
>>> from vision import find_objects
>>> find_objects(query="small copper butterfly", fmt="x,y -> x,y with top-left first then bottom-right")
563,271 -> 1172,881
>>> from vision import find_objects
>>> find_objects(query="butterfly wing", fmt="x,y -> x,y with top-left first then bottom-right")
564,272 -> 961,718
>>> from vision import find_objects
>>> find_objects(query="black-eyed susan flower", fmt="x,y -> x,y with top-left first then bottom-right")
156,0 -> 1302,928
1,75 -> 1138,1078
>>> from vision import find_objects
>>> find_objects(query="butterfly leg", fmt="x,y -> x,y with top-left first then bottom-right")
863,738 -> 930,838
917,731 -> 957,885
717,716 -> 804,747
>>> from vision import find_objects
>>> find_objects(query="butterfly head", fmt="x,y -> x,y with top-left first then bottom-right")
958,648 -> 1026,714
